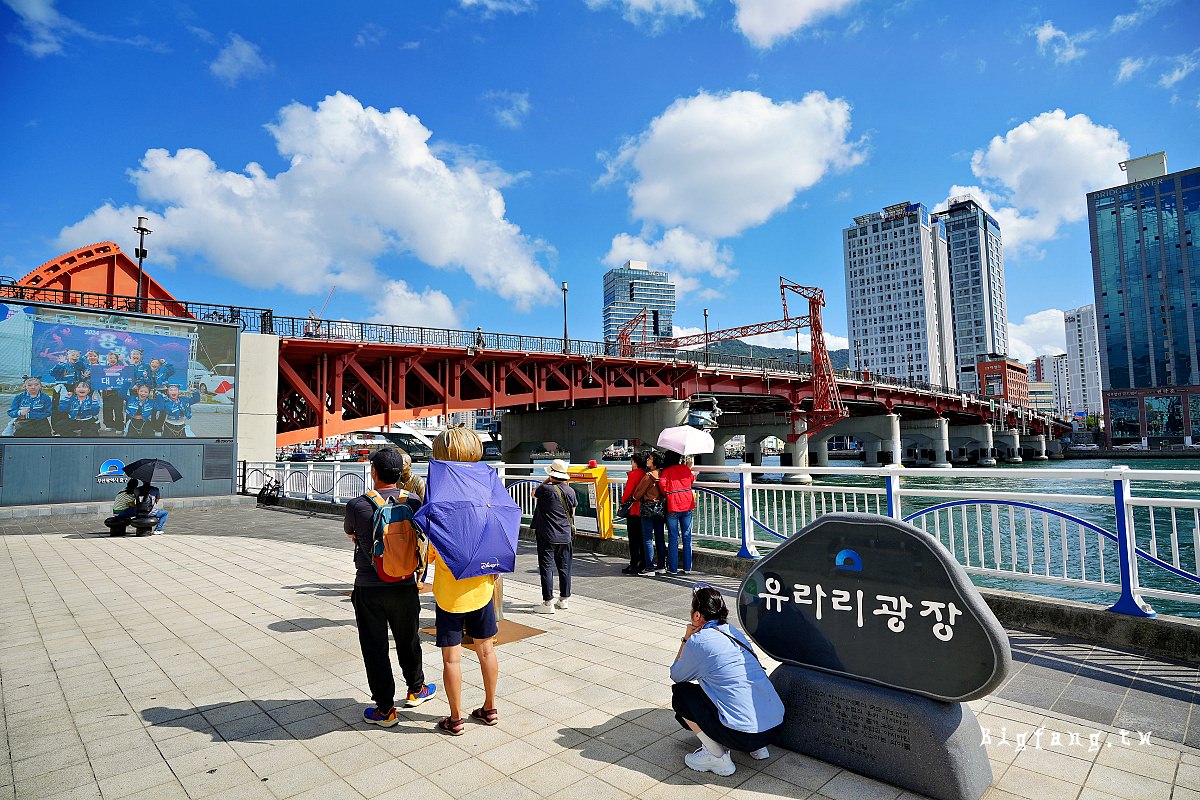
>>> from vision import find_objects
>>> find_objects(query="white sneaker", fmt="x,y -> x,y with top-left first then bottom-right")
534,601 -> 555,614
684,747 -> 735,776
749,746 -> 770,760
555,597 -> 569,610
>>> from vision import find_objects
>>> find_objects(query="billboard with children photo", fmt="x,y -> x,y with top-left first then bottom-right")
0,300 -> 237,440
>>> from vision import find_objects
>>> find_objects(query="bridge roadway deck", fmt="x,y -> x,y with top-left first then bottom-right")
2,505 -> 1197,799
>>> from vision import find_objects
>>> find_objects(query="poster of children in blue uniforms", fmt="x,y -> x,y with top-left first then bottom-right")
0,301 -> 237,439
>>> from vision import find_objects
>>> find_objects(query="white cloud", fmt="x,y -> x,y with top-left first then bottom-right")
601,90 -> 865,238
3,0 -> 162,56
460,0 -> 536,14
739,330 -> 849,351
57,92 -> 557,311
670,325 -> 705,350
1116,56 -> 1148,83
1111,0 -> 1175,32
369,280 -> 459,328
584,0 -> 702,30
604,227 -> 734,299
209,33 -> 271,87
1159,49 -> 1199,88
1007,309 -> 1066,362
354,23 -> 386,48
731,0 -> 857,48
942,110 -> 1128,255
1032,20 -> 1089,64
485,90 -> 531,129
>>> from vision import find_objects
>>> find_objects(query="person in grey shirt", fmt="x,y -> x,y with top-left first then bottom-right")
670,586 -> 784,777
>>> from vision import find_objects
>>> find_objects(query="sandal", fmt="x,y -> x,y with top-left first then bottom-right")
470,707 -> 499,726
437,716 -> 465,736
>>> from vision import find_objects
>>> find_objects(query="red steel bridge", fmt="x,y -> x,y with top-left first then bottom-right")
6,242 -> 1065,448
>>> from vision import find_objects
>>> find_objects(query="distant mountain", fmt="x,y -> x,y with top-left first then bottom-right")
707,339 -> 850,370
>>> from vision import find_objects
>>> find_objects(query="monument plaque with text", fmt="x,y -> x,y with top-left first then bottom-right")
739,513 -> 1012,800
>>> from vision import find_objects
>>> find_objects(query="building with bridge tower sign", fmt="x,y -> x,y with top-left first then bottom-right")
1087,152 -> 1200,447
601,259 -> 675,346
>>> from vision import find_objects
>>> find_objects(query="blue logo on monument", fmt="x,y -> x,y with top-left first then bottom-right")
833,548 -> 863,572
96,459 -> 126,483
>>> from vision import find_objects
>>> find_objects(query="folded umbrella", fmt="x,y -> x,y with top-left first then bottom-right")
123,458 -> 183,484
414,460 -> 521,580
657,425 -> 716,455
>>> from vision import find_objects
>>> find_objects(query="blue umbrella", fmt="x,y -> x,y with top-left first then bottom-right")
414,460 -> 521,580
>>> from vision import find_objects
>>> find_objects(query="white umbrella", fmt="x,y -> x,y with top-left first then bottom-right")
657,425 -> 715,455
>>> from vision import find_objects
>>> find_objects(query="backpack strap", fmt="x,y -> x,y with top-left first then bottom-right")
364,489 -> 385,509
552,483 -> 576,533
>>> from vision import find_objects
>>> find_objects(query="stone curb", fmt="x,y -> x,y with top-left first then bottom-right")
0,494 -> 256,520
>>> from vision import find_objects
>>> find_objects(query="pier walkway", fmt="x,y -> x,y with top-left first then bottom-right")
2,505 -> 1198,800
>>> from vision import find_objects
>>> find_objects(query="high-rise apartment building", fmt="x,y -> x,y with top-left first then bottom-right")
843,201 -> 956,388
602,260 -> 675,344
1087,152 -> 1200,444
935,196 -> 1008,394
1064,305 -> 1103,416
1025,353 -> 1071,417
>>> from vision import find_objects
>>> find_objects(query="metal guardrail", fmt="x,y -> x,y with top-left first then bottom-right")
240,460 -> 1200,616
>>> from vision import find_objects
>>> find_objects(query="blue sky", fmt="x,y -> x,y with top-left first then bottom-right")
2,0 -> 1198,360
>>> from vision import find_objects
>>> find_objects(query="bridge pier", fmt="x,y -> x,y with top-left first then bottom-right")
811,438 -> 830,467
899,418 -> 952,469
948,423 -> 997,466
993,429 -> 1023,463
782,413 -> 811,485
809,413 -> 900,467
745,439 -> 765,467
500,399 -> 688,465
1021,433 -> 1048,461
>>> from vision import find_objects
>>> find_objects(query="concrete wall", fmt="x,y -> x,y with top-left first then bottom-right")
237,333 -> 280,463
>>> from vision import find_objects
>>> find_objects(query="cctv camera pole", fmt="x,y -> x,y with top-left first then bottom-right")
133,216 -> 152,313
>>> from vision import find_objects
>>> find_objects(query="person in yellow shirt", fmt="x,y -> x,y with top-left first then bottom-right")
428,427 -> 500,736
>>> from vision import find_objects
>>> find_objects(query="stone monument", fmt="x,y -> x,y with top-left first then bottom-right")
738,512 -> 1012,800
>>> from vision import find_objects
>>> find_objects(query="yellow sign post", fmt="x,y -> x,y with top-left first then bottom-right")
567,462 -> 614,539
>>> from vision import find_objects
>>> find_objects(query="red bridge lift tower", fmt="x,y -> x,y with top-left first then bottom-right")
616,277 -> 848,439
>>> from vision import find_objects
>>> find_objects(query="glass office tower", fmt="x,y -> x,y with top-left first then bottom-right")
1088,153 -> 1200,445
601,260 -> 676,344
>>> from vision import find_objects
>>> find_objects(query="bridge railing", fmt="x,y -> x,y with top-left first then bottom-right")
241,460 -> 1200,616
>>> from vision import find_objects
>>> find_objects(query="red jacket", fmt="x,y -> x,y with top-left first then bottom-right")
659,465 -> 696,512
621,468 -> 645,516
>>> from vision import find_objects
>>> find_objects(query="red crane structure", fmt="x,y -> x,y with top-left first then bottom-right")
617,277 -> 848,438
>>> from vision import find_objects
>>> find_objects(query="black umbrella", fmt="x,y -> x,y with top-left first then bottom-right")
123,458 -> 183,484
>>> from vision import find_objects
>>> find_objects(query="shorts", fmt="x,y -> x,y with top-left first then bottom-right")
434,600 -> 498,647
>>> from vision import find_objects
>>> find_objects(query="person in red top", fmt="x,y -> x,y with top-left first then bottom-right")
619,451 -> 647,575
659,449 -> 698,574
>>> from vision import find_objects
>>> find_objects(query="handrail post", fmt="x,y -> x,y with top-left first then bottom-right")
283,462 -> 292,499
1107,466 -> 1155,617
884,465 -> 902,519
306,462 -> 314,501
332,461 -> 341,504
737,467 -> 760,559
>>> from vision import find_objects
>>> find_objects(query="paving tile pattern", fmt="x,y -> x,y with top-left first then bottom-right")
2,505 -> 1198,800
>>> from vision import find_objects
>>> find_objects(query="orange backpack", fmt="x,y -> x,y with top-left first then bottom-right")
364,490 -> 428,581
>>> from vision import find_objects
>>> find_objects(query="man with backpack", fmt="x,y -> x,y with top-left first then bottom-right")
344,447 -> 436,727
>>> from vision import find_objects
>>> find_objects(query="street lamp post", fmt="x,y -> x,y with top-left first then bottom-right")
133,216 -> 152,312
561,281 -> 569,354
703,308 -> 709,366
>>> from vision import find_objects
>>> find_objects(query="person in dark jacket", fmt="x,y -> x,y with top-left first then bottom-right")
531,459 -> 577,614
60,381 -> 102,437
6,377 -> 54,437
343,447 -> 437,727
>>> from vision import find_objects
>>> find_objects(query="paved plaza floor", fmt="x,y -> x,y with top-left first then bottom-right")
2,504 -> 1199,800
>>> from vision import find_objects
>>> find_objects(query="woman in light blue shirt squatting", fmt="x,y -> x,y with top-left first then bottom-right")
61,381 -> 102,437
670,586 -> 784,777
5,377 -> 55,437
159,385 -> 197,438
125,383 -> 158,437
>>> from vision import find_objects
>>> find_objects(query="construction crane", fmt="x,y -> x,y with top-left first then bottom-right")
619,277 -> 848,437
304,286 -> 336,336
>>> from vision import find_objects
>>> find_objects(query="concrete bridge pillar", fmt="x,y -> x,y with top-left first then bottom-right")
947,423 -> 996,467
884,413 -> 901,466
782,413 -> 811,485
694,434 -> 732,482
899,417 -> 952,468
1021,433 -> 1048,461
745,439 -> 765,466
931,418 -> 951,468
993,429 -> 1023,463
811,438 -> 830,467
864,440 -> 882,467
